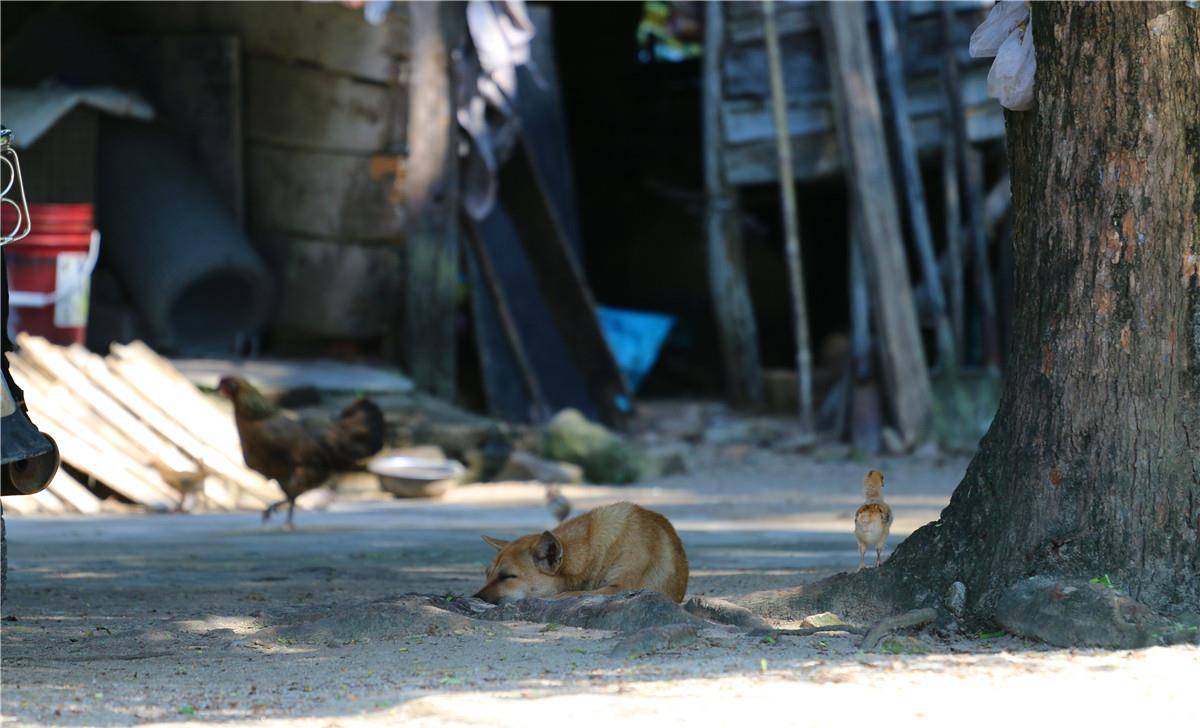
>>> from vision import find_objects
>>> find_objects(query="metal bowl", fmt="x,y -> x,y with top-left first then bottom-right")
367,455 -> 465,499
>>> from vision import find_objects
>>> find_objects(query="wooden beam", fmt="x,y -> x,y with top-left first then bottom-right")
496,143 -> 633,429
874,1 -> 957,373
704,2 -> 765,408
464,221 -> 550,423
762,0 -> 815,434
820,1 -> 932,446
398,1 -> 461,400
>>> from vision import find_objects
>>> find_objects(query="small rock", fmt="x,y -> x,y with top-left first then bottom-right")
800,612 -> 845,628
881,427 -> 906,454
495,451 -> 583,484
913,439 -> 941,459
945,581 -> 967,618
701,419 -> 757,447
542,409 -> 646,484
642,445 -> 690,477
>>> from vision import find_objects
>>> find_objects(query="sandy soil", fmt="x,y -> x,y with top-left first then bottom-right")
2,445 -> 1196,726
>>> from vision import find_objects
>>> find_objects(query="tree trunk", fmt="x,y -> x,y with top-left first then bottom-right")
765,3 -> 1200,623
882,2 -> 1200,616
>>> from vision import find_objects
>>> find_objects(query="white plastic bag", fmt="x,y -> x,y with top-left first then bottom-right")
970,1 -> 1029,58
987,19 -> 1036,111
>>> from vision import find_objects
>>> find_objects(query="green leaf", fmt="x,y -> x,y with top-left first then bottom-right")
178,706 -> 196,715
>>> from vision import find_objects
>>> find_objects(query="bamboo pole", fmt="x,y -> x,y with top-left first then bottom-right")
762,0 -> 815,437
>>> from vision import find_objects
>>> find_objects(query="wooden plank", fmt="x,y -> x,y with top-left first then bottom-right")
704,1 -> 765,409
397,1 -> 461,400
724,3 -> 986,83
109,1 -> 409,83
265,236 -> 403,339
1,495 -> 41,516
121,34 -> 244,222
104,355 -> 281,504
244,55 -> 405,154
463,206 -> 602,424
821,1 -> 932,446
720,69 -> 992,146
9,357 -> 182,506
8,354 -> 154,467
762,0 -> 815,435
875,0 -> 956,373
108,342 -> 243,457
9,364 -> 179,508
465,222 -> 550,422
17,336 -> 198,474
28,487 -> 66,514
33,425 -> 176,509
517,7 -> 584,255
722,96 -> 1003,185
47,469 -> 103,515
246,144 -> 406,241
65,347 -> 274,509
497,142 -> 634,428
172,357 -> 414,395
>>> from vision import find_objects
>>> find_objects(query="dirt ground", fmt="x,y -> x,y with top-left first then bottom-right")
2,443 -> 1196,726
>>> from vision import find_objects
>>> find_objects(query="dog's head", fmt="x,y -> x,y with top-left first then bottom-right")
472,531 -> 566,604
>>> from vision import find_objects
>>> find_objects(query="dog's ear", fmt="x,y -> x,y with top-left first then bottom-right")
532,531 -> 563,574
481,535 -> 510,551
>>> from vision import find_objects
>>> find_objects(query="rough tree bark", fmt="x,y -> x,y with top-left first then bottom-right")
773,2 -> 1199,622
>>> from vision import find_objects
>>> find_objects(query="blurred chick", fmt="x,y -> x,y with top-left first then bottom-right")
218,376 -> 385,529
545,484 -> 571,523
854,469 -> 892,571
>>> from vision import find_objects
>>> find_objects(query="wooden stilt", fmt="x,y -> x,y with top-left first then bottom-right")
820,1 -> 932,447
874,0 -> 957,375
704,1 -> 765,409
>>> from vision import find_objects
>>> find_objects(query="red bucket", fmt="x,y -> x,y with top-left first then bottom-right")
3,204 -> 99,346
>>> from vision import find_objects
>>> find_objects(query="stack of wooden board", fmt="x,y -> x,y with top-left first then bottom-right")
2,335 -> 281,515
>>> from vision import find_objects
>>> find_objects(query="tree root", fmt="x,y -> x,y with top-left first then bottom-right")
859,607 -> 937,650
774,624 -> 868,637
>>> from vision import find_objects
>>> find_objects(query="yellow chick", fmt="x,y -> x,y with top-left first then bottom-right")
854,469 -> 892,571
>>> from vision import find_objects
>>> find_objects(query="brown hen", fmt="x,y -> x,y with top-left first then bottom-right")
218,376 -> 385,528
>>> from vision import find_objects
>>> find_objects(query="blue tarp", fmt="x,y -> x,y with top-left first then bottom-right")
596,305 -> 675,392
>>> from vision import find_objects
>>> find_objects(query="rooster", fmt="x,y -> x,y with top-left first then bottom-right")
854,469 -> 892,571
218,376 -> 385,529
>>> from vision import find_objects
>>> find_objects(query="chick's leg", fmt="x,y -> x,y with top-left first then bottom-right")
857,541 -> 866,572
875,545 -> 883,567
262,499 -> 288,523
284,499 -> 296,531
